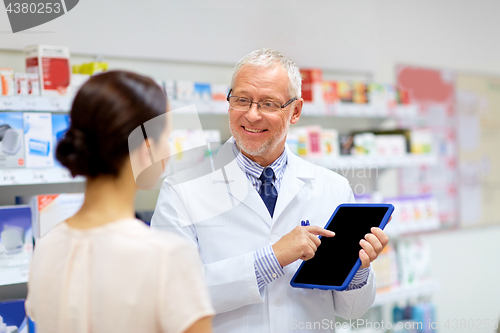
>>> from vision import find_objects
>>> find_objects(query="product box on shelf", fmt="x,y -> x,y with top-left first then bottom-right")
0,205 -> 33,286
193,82 -> 212,101
23,112 -> 54,168
410,129 -> 433,154
300,68 -> 323,103
164,80 -> 175,101
52,114 -> 70,167
165,129 -> 221,175
306,126 -> 322,156
384,195 -> 440,235
352,82 -> 369,104
286,127 -> 314,157
0,299 -> 32,333
26,72 -> 40,96
176,81 -> 195,101
0,68 -> 14,96
72,61 -> 108,75
322,81 -> 339,104
339,134 -> 354,155
396,238 -> 432,287
352,132 -> 376,156
24,44 -> 71,97
375,135 -> 407,157
14,73 -> 28,96
337,81 -> 353,103
371,244 -> 399,292
321,129 -> 339,157
384,83 -> 398,108
211,84 -> 230,101
373,129 -> 412,153
0,112 -> 25,168
17,193 -> 84,241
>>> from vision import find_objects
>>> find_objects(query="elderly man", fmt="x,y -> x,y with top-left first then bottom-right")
151,49 -> 389,333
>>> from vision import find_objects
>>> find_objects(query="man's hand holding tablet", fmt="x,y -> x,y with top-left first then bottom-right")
290,203 -> 394,290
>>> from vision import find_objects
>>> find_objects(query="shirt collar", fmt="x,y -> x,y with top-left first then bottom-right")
230,138 -> 288,181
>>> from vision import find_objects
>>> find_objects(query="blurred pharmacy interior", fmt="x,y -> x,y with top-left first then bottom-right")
0,1 -> 499,332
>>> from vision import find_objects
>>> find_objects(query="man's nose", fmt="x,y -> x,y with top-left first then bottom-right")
245,102 -> 262,122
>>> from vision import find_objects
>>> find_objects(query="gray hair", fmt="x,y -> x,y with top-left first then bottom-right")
231,48 -> 302,99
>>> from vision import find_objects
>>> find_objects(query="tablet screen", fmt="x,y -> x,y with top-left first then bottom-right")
292,206 -> 390,287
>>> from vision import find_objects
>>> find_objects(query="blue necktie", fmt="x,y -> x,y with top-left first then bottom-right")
259,167 -> 278,217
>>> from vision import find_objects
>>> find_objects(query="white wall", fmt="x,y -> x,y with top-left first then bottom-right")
426,226 -> 500,333
1,1 -> 500,330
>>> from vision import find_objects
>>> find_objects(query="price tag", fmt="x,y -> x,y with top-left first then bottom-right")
32,169 -> 49,183
60,169 -> 72,181
1,169 -> 18,185
50,98 -> 62,112
34,97 -> 51,111
20,97 -> 37,110
0,96 -> 14,110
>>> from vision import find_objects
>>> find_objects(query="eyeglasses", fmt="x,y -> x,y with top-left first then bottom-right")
226,89 -> 297,113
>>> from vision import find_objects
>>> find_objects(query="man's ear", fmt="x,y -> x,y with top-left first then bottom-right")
290,98 -> 303,124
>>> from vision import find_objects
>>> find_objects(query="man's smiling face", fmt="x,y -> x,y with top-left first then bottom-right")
229,64 -> 301,166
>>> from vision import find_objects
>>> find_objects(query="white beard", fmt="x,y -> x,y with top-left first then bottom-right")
229,116 -> 291,158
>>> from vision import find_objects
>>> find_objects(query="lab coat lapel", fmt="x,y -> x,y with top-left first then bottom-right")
273,150 -> 315,221
210,140 -> 273,227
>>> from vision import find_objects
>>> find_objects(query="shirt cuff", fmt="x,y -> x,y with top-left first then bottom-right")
253,245 -> 285,289
345,267 -> 370,291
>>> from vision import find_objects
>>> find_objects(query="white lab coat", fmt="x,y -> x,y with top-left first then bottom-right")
151,139 -> 376,333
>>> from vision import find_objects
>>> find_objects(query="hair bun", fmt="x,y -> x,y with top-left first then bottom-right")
56,128 -> 93,177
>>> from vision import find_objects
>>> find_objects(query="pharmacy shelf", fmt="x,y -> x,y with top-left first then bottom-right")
1,96 -> 418,119
0,96 -> 73,112
171,100 -> 418,118
0,251 -> 31,286
385,220 -> 441,238
304,154 -> 437,169
0,167 -> 84,186
372,281 -> 438,307
301,102 -> 418,118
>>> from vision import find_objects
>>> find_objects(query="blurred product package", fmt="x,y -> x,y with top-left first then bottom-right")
14,73 -> 28,96
24,45 -> 71,97
0,68 -> 14,96
72,61 -> 108,75
23,112 -> 54,168
0,205 -> 33,287
193,82 -> 211,101
17,193 -> 84,241
51,114 -> 71,168
300,68 -> 323,103
0,112 -> 25,168
26,73 -> 40,96
211,84 -> 230,101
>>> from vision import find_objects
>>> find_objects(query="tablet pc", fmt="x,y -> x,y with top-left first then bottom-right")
290,203 -> 394,291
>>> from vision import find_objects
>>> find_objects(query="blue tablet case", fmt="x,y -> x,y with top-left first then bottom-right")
290,203 -> 394,291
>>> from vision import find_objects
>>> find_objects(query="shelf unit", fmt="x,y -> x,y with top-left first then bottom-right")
1,96 -> 417,118
372,281 -> 439,307
0,168 -> 84,186
304,154 -> 437,169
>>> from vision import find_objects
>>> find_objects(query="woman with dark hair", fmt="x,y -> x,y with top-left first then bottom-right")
25,71 -> 214,333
